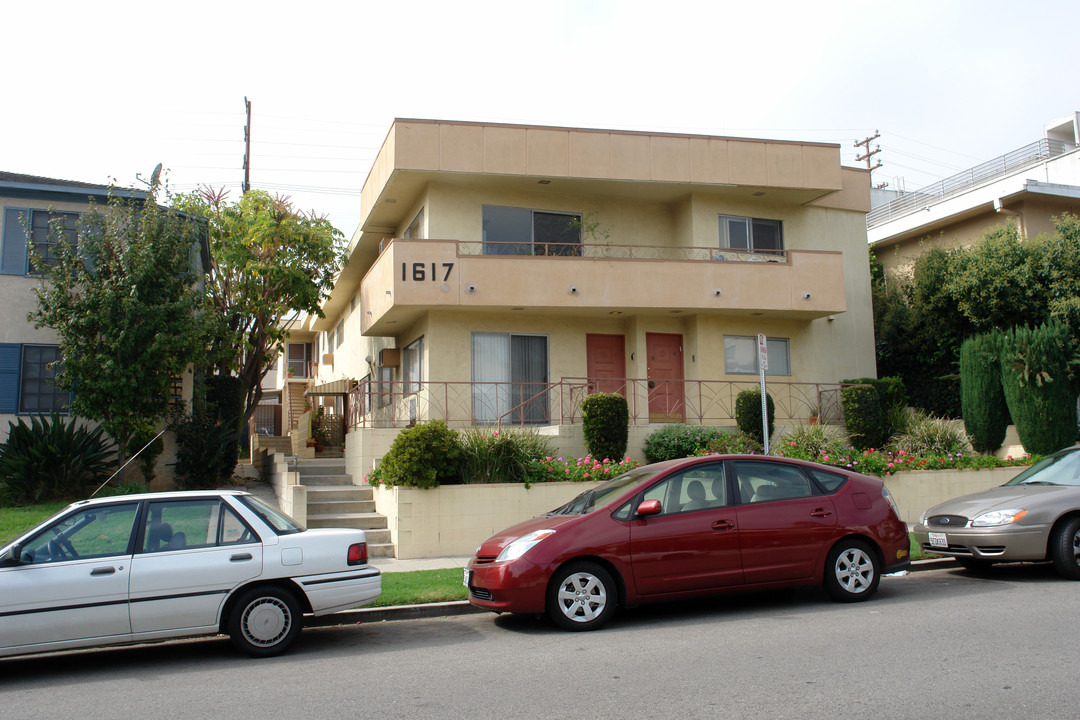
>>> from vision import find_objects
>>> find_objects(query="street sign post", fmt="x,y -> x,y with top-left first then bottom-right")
758,334 -> 769,454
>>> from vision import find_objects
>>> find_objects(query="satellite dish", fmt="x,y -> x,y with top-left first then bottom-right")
151,163 -> 163,186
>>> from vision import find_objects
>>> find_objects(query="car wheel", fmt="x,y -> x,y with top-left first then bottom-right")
227,586 -> 303,657
824,539 -> 881,602
546,561 -> 617,631
1049,516 -> 1080,580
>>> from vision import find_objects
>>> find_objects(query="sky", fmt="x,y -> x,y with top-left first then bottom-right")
4,0 -> 1078,238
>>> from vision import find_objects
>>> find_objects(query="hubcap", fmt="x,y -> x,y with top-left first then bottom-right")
1072,529 -> 1080,564
556,572 -> 607,622
835,548 -> 874,594
242,597 -> 291,646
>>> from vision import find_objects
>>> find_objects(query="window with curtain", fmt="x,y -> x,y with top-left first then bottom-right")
718,215 -> 783,253
723,336 -> 791,376
471,333 -> 549,424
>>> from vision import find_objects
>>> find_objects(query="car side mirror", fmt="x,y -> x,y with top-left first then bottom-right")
636,499 -> 662,517
0,544 -> 23,567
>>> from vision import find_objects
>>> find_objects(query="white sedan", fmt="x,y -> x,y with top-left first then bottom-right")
0,490 -> 381,658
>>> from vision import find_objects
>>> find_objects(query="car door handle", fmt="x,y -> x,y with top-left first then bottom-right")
810,508 -> 833,518
711,520 -> 736,531
230,553 -> 253,562
90,566 -> 116,576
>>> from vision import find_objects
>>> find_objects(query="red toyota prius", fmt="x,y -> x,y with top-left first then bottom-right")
465,455 -> 909,631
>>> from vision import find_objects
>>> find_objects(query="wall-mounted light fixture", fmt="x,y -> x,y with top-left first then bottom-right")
802,292 -> 812,300
466,284 -> 477,294
630,352 -> 636,361
713,289 -> 722,297
568,286 -> 578,295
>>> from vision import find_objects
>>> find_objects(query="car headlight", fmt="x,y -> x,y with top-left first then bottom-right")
496,529 -> 555,562
971,508 -> 1028,527
918,509 -> 928,526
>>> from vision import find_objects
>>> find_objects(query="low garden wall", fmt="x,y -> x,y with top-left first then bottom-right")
373,465 -> 1029,559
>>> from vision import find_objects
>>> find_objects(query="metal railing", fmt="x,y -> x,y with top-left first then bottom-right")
867,138 -> 1075,228
455,240 -> 786,263
346,377 -> 846,430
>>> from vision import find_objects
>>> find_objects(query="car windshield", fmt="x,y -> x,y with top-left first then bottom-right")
1006,448 -> 1080,487
548,467 -> 658,515
238,495 -> 305,534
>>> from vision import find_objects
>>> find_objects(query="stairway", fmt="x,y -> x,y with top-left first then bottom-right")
295,458 -> 394,558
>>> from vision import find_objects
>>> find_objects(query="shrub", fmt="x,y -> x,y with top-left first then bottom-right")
126,423 -> 164,484
170,406 -> 232,490
459,428 -> 554,484
890,408 -> 972,456
703,431 -> 763,455
205,375 -> 244,481
841,384 -> 886,451
844,376 -> 909,436
999,320 -> 1079,456
775,424 -> 848,462
642,425 -> 726,463
735,389 -> 775,447
581,393 -> 629,462
960,332 -> 1010,453
378,420 -> 464,489
0,413 -> 117,504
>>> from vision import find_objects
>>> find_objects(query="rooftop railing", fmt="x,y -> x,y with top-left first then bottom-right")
867,138 -> 1076,229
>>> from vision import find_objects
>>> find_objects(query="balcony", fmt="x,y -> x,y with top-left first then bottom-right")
360,239 -> 846,334
346,378 -> 845,430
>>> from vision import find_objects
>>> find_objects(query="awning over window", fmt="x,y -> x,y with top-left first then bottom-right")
304,378 -> 353,397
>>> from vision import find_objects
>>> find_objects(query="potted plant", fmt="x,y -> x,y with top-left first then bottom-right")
808,404 -> 820,425
287,365 -> 295,378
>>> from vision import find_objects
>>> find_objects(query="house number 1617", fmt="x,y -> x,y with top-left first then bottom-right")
402,262 -> 454,282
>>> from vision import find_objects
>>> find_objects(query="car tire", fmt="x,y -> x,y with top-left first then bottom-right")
824,539 -> 881,602
227,586 -> 303,657
546,561 -> 617,631
1049,516 -> 1080,580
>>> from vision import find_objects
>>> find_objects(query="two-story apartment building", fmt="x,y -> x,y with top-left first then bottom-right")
868,112 -> 1080,276
0,172 -> 148,439
293,119 -> 876,476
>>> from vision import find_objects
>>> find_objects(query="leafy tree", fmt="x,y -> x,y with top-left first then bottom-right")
959,332 -> 1010,453
30,170 -> 206,473
175,189 -> 347,428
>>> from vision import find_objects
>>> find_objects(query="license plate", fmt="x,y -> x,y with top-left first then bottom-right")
463,568 -> 472,588
928,532 -> 947,548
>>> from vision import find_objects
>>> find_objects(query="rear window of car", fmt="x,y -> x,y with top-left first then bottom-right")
237,495 -> 305,535
807,468 -> 848,493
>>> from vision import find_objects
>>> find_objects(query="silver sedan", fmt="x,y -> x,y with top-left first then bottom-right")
912,446 -> 1080,578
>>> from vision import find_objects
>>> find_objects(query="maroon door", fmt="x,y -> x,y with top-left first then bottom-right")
586,334 -> 626,396
646,333 -> 684,422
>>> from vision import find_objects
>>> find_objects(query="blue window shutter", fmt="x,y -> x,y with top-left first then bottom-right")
0,344 -> 20,413
2,208 -> 29,275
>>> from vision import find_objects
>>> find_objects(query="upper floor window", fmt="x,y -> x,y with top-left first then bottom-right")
402,337 -> 423,395
2,208 -> 80,276
404,208 -> 425,239
723,336 -> 790,376
335,320 -> 345,349
482,206 -> 582,257
718,215 -> 783,253
286,342 -> 311,378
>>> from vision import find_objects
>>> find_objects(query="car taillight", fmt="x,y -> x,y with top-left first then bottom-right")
347,542 -> 368,566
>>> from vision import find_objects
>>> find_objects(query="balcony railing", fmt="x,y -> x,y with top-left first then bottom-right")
867,138 -> 1076,228
456,240 -> 787,263
346,378 -> 846,430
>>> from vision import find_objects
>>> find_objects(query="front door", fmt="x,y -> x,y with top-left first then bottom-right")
646,333 -> 684,422
586,334 -> 626,396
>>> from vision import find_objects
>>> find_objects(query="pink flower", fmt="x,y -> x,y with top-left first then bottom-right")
823,455 -> 829,461
584,473 -> 590,478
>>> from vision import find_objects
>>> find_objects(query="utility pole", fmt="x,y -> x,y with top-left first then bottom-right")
242,96 -> 252,194
854,131 -> 883,176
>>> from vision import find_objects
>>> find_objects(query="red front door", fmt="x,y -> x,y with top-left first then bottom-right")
646,333 -> 684,422
586,334 -> 626,396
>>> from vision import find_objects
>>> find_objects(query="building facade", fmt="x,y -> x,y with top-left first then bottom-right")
868,112 -> 1080,276
294,120 -> 877,476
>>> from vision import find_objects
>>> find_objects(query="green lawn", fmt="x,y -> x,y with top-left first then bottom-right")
0,501 -> 69,546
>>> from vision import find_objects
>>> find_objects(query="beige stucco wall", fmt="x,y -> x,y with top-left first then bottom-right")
369,465 -> 1028,559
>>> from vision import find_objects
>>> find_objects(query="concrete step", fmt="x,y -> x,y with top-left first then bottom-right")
297,461 -> 347,476
304,485 -> 374,502
367,543 -> 395,558
308,499 -> 376,515
307,512 -> 389,531
299,474 -> 353,486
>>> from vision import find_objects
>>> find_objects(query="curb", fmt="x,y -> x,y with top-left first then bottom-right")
308,557 -> 958,628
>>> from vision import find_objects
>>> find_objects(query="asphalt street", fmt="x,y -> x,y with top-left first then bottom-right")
1,563 -> 1076,720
